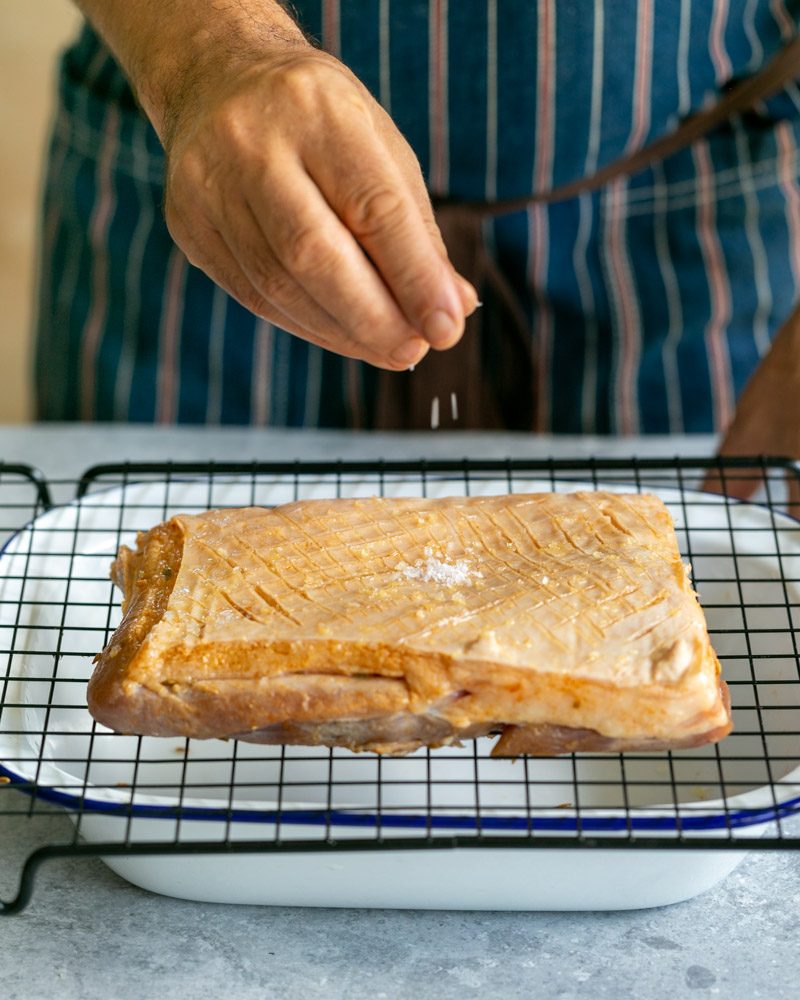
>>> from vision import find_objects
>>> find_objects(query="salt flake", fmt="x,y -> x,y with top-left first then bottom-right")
400,548 -> 481,587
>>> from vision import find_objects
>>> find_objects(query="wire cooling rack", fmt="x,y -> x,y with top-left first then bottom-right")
1,457 -> 799,914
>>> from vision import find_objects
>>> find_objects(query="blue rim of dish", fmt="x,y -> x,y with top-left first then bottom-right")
0,476 -> 799,835
1,763 -> 799,832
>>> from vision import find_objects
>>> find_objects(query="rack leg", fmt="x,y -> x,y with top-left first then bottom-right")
0,846 -> 50,915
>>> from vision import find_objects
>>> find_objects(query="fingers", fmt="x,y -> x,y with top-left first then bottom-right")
304,117 -> 470,350
242,156 -> 435,363
167,200 -> 429,369
349,99 -> 480,319
408,191 -> 480,319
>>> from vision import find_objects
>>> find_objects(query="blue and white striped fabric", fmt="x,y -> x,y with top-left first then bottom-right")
35,1 -> 800,432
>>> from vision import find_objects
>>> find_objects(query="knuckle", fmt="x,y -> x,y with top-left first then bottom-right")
215,268 -> 254,307
214,271 -> 265,317
210,113 -> 244,153
250,262 -> 295,304
336,335 -> 378,364
226,273 -> 275,320
344,185 -> 406,238
275,60 -> 330,111
282,225 -> 336,275
251,299 -> 276,321
423,217 -> 449,258
349,310 -> 404,349
279,62 -> 314,95
237,287 -> 269,317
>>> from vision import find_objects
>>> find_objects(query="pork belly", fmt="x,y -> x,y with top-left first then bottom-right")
88,492 -> 731,755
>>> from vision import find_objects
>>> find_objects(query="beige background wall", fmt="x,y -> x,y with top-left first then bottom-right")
0,0 -> 80,422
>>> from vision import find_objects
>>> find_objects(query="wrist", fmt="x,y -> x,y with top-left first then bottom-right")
75,0 -> 311,147
154,29 -> 312,152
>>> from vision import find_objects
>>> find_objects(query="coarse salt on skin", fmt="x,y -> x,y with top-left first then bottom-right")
400,548 -> 482,587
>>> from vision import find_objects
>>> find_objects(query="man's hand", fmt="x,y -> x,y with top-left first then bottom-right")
702,304 -> 800,509
76,1 -> 476,369
164,48 -> 476,369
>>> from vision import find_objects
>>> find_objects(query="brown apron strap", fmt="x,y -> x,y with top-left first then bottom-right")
375,35 -> 800,431
439,33 -> 800,216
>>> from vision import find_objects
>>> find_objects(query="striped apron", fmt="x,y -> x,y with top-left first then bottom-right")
35,2 -> 800,432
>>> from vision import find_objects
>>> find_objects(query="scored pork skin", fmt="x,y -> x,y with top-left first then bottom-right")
88,492 -> 731,754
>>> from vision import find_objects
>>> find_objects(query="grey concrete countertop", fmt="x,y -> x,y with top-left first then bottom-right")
0,425 -> 797,1000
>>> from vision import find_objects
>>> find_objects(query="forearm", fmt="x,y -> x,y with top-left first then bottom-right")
73,0 -> 308,146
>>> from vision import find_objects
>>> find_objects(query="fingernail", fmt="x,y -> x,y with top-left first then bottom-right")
423,309 -> 461,346
390,338 -> 426,366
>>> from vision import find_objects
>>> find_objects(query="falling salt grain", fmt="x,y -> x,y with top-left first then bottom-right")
431,396 -> 440,430
450,392 -> 459,421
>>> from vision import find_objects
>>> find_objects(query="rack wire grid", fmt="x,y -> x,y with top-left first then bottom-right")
1,456 -> 799,914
